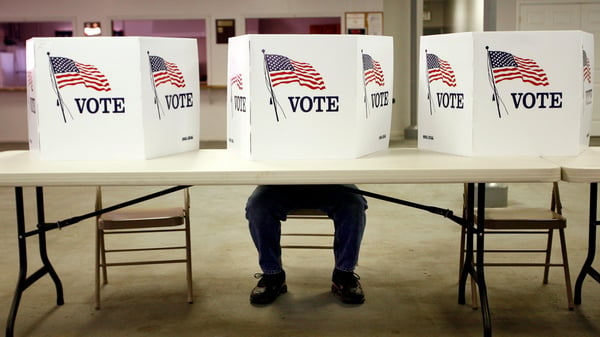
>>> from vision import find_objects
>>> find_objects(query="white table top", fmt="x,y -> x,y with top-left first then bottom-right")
547,147 -> 600,183
0,148 -> 561,187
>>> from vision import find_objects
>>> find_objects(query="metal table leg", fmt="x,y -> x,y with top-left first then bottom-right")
458,183 -> 492,337
475,183 -> 492,336
5,185 -> 188,337
345,184 -> 492,336
6,187 -> 64,337
574,182 -> 600,305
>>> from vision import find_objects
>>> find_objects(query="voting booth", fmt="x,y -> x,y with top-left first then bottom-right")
418,31 -> 594,156
227,34 -> 393,160
26,37 -> 200,160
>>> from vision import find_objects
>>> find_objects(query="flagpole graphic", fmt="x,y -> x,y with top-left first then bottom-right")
148,53 -> 186,120
486,47 -> 549,118
263,51 -> 326,122
230,73 -> 244,118
147,51 -> 163,120
47,53 -> 111,123
361,50 -> 369,118
47,52 -> 73,123
262,50 -> 285,122
426,52 -> 456,115
424,49 -> 434,115
485,46 -> 504,118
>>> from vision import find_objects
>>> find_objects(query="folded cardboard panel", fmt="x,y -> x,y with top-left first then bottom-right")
26,37 -> 200,160
418,31 -> 594,156
227,34 -> 394,160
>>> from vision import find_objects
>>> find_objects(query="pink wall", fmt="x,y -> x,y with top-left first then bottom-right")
246,17 -> 341,34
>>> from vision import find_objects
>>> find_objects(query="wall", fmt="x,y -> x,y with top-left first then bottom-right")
423,1 -> 448,34
0,0 -> 400,143
0,0 -> 385,86
494,0 -> 600,31
447,0 -> 485,33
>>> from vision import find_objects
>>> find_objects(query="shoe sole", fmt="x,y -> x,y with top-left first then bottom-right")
331,284 -> 365,304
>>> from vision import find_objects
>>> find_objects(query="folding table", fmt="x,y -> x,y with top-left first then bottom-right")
0,148 -> 561,337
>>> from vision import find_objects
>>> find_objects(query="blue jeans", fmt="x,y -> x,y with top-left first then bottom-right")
246,185 -> 367,275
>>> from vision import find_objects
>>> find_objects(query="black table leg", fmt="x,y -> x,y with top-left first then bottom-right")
476,183 -> 492,337
5,185 -> 187,336
6,187 -> 27,337
458,183 -> 474,305
35,187 -> 64,305
458,183 -> 492,337
574,182 -> 600,305
5,187 -> 64,337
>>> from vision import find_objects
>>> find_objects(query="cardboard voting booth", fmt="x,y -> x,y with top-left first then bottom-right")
418,31 -> 594,156
227,34 -> 393,160
26,37 -> 200,160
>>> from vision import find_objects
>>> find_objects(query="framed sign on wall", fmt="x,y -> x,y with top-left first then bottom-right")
216,19 -> 235,44
345,12 -> 383,35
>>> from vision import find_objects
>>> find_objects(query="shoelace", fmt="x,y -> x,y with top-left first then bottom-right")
337,272 -> 361,287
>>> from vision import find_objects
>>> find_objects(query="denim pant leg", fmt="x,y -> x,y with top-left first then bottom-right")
246,185 -> 367,274
320,185 -> 367,272
246,186 -> 288,274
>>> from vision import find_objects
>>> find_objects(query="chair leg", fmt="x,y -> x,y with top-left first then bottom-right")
100,229 -> 108,285
558,228 -> 574,310
470,273 -> 478,309
184,216 -> 193,304
96,228 -> 109,310
459,225 -> 466,283
95,227 -> 101,310
543,229 -> 554,284
460,225 -> 478,309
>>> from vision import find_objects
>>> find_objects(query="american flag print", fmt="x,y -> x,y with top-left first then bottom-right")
363,54 -> 384,86
488,50 -> 549,86
231,73 -> 243,90
265,54 -> 326,90
584,50 -> 592,84
149,55 -> 186,88
426,53 -> 456,87
49,56 -> 111,92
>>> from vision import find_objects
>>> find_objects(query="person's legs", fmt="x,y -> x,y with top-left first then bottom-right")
246,185 -> 288,274
320,185 -> 367,272
247,185 -> 368,273
246,184 -> 368,304
316,185 -> 368,304
246,185 -> 297,304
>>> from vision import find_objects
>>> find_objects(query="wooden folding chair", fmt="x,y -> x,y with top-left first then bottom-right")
459,182 -> 573,310
95,187 -> 193,309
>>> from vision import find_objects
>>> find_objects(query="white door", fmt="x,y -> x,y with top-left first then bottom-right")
519,2 -> 600,135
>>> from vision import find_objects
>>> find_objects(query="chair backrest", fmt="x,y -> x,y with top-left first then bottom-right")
287,208 -> 328,219
283,208 -> 333,249
95,186 -> 190,216
463,182 -> 561,213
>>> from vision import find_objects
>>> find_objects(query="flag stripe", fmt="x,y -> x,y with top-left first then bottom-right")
149,56 -> 186,88
489,51 -> 549,86
363,54 -> 385,86
231,73 -> 243,90
426,53 -> 456,87
50,57 -> 111,92
265,54 -> 326,90
584,50 -> 592,84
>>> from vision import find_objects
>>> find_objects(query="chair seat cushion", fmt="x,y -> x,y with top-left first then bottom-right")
476,207 -> 566,230
99,207 -> 185,229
